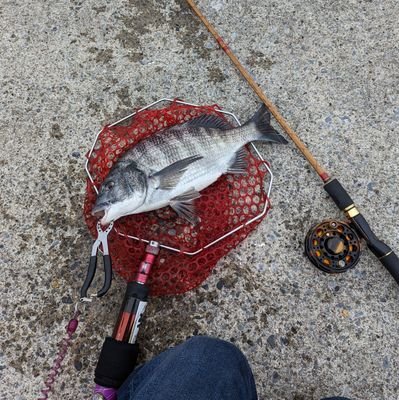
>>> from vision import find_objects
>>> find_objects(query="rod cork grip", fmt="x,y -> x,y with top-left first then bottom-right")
94,337 -> 139,388
324,178 -> 354,210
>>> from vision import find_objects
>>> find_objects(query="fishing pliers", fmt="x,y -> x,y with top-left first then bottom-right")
80,221 -> 114,300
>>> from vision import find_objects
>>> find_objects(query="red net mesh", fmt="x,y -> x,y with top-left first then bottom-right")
84,101 -> 270,296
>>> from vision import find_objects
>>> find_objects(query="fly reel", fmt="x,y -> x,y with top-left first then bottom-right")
305,220 -> 361,273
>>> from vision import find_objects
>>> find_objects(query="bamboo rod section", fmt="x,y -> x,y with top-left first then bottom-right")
186,0 -> 330,182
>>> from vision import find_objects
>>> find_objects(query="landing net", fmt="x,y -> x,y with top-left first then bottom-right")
84,100 -> 270,296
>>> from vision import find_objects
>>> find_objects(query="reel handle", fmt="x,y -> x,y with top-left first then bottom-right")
324,178 -> 399,285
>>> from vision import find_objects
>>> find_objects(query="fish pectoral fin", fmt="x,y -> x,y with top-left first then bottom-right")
182,114 -> 232,130
170,189 -> 201,225
226,147 -> 248,174
149,155 -> 203,190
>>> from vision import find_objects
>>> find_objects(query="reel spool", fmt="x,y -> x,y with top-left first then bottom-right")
305,220 -> 361,273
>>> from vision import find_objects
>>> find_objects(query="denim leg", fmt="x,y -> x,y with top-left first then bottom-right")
321,398 -> 352,400
118,336 -> 258,400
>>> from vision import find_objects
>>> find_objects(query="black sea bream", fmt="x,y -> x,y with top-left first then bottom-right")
92,105 -> 287,225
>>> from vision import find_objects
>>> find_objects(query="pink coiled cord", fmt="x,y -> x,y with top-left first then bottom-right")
38,309 -> 80,399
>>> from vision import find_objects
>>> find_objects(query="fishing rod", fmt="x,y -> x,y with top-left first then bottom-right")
185,0 -> 399,283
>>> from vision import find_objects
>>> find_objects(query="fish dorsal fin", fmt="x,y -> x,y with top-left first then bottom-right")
181,114 -> 232,130
226,147 -> 248,174
170,188 -> 201,225
149,155 -> 203,190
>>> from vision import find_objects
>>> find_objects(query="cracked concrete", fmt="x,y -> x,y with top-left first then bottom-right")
1,0 -> 398,399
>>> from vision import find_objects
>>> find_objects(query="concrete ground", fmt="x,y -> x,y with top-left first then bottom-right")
1,0 -> 398,399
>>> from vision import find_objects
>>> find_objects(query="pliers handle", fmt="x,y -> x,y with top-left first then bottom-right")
80,222 -> 114,300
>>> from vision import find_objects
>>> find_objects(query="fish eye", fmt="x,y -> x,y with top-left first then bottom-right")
104,181 -> 115,191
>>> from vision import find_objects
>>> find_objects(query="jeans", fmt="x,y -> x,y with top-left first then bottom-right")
118,336 -> 351,400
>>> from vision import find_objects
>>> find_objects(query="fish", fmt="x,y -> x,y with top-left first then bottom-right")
92,104 -> 287,225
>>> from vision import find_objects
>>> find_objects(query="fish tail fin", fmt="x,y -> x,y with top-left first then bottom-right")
245,104 -> 288,144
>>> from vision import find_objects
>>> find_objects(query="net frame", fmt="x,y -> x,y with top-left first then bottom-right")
84,98 -> 273,255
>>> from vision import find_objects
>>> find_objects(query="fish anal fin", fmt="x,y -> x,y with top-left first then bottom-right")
170,188 -> 201,225
150,155 -> 203,190
226,147 -> 248,175
183,114 -> 232,130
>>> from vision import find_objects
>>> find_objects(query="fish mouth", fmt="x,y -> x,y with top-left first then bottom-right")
92,203 -> 111,224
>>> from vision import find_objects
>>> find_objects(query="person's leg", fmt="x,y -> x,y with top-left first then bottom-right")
118,336 -> 258,400
321,397 -> 352,400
